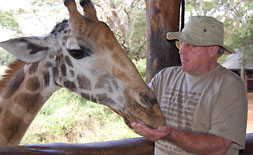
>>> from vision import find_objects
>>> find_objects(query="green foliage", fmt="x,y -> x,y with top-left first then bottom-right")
21,88 -> 139,144
0,10 -> 21,33
226,15 -> 253,64
226,15 -> 253,49
128,2 -> 147,60
0,9 -> 21,65
217,53 -> 229,64
0,49 -> 16,66
133,59 -> 146,80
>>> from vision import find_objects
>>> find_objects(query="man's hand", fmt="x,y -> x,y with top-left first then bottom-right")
132,122 -> 232,154
131,122 -> 172,141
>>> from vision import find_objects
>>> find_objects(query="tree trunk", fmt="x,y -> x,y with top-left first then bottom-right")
145,0 -> 181,82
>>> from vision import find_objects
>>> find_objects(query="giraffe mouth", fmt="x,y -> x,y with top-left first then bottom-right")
122,111 -> 155,129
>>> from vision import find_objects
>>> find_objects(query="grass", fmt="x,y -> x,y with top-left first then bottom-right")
21,89 -> 140,145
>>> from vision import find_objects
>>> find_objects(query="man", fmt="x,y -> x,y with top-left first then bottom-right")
132,16 -> 248,155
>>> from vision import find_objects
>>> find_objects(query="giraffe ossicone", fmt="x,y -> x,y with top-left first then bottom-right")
0,0 -> 165,146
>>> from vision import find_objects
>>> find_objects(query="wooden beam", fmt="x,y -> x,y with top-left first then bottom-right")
145,0 -> 181,82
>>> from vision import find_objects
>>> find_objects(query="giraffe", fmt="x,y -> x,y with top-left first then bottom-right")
0,0 -> 165,146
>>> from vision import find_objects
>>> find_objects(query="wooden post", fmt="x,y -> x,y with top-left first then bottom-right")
145,0 -> 181,82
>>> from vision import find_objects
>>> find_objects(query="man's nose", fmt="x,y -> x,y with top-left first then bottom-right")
179,46 -> 187,55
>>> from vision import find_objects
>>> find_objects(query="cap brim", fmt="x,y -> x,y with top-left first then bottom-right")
167,32 -> 182,41
223,45 -> 235,54
167,32 -> 201,45
167,32 -> 235,54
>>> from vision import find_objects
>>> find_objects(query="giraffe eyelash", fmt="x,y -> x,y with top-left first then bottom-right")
67,45 -> 92,59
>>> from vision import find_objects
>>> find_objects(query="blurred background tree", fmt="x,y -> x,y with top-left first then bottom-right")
186,0 -> 253,63
0,10 -> 21,65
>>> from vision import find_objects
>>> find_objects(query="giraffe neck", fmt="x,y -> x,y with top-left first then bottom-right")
0,59 -> 60,146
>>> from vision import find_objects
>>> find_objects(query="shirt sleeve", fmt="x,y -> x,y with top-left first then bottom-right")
209,79 -> 248,149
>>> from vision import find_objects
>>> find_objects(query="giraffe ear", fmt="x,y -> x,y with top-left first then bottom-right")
0,37 -> 49,63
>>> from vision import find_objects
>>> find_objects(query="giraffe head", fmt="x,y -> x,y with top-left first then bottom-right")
0,0 -> 165,128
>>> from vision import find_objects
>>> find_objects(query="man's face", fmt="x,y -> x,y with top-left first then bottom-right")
177,41 -> 218,75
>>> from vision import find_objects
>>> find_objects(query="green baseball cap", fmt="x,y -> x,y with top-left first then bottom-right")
167,16 -> 235,54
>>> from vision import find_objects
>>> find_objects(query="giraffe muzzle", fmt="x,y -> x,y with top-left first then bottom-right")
122,93 -> 166,129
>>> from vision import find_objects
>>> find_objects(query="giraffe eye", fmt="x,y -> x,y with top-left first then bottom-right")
67,46 -> 91,59
68,49 -> 86,59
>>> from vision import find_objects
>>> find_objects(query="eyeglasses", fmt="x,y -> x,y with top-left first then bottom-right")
175,41 -> 198,51
175,40 -> 183,49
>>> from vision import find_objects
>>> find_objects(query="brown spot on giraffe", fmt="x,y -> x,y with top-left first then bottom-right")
44,62 -> 53,68
63,36 -> 68,41
81,92 -> 90,100
15,93 -> 43,115
64,80 -> 77,91
77,75 -> 91,90
0,111 -> 28,144
70,70 -> 74,77
97,93 -> 115,105
43,71 -> 50,87
61,64 -> 67,76
29,62 -> 39,75
95,75 -> 113,92
65,56 -> 73,67
26,77 -> 41,91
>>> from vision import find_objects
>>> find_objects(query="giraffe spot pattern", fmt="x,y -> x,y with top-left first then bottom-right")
95,75 -> 113,92
77,75 -> 91,90
3,69 -> 25,99
96,93 -> 115,105
65,56 -> 73,67
63,36 -> 68,41
15,93 -> 43,115
44,62 -> 53,68
64,80 -> 76,91
29,62 -> 39,75
91,95 -> 98,103
0,110 -> 28,143
61,64 -> 67,76
81,93 -> 97,103
50,19 -> 68,35
43,71 -> 50,87
52,67 -> 59,82
81,93 -> 90,100
70,70 -> 74,77
26,77 -> 41,91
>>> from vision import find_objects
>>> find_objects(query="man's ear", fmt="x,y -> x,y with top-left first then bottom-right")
208,45 -> 219,57
0,37 -> 49,63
